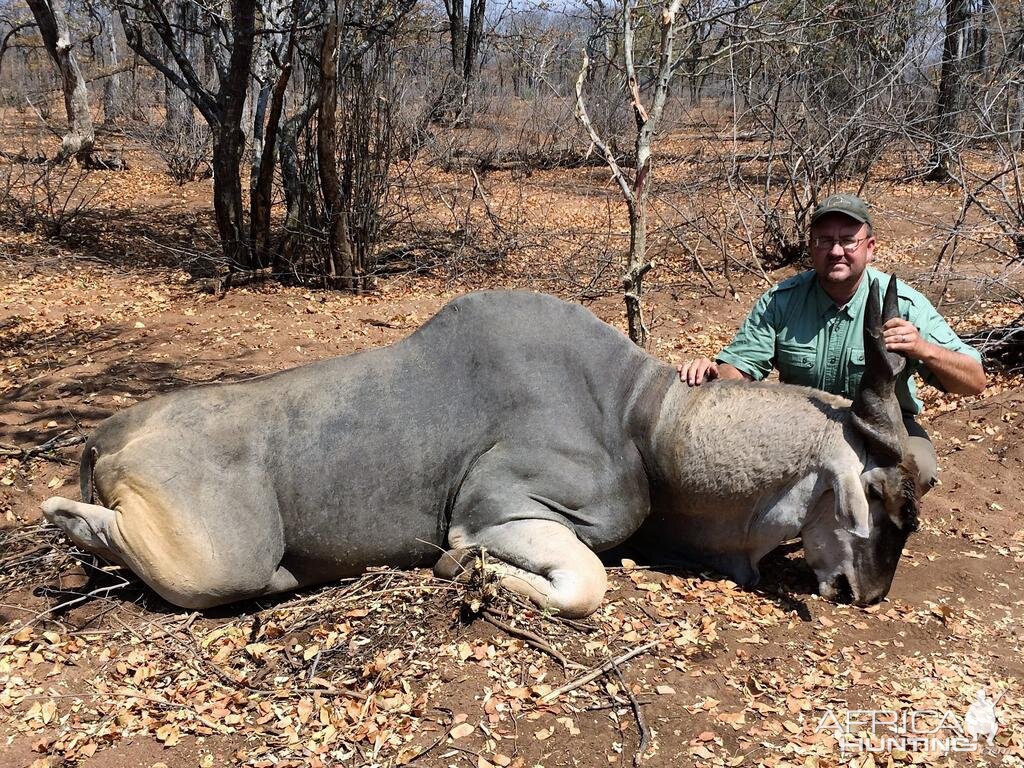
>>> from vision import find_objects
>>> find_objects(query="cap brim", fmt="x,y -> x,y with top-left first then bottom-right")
810,207 -> 869,226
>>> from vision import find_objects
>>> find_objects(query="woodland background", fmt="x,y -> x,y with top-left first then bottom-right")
1,1 -> 1024,767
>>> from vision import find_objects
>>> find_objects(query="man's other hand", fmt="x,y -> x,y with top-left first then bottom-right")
882,318 -> 927,360
677,358 -> 719,386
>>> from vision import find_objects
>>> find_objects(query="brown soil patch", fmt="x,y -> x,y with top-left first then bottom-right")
2,142 -> 1023,768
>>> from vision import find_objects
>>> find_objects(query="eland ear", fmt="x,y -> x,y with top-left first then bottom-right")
833,472 -> 871,539
851,276 -> 907,466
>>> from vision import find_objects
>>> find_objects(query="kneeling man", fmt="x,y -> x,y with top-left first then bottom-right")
678,193 -> 986,491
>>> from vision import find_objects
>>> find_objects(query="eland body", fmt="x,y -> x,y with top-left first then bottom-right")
43,283 -> 918,616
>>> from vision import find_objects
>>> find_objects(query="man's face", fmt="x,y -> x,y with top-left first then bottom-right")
810,213 -> 874,287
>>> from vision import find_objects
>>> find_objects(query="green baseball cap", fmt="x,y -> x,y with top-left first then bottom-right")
811,193 -> 873,228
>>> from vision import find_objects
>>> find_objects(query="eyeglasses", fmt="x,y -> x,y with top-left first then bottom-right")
811,236 -> 867,252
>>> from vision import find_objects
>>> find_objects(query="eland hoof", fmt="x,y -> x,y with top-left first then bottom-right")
434,547 -> 480,581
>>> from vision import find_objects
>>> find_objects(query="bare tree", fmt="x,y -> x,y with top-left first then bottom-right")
249,0 -> 299,268
438,0 -> 486,119
89,0 -> 122,122
118,0 -> 258,270
24,0 -> 95,161
1010,21 -> 1024,151
930,0 -> 971,181
318,0 -> 358,287
161,0 -> 197,136
575,0 -> 685,346
275,0 -> 415,286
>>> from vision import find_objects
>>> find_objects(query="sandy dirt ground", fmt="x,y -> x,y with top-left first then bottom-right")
1,142 -> 1023,768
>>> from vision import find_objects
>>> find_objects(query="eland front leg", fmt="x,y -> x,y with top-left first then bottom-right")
435,519 -> 607,618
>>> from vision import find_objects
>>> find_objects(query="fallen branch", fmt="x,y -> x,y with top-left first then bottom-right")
539,639 -> 661,704
0,429 -> 86,463
408,709 -> 454,764
0,543 -> 51,569
481,607 -> 584,671
612,661 -> 651,766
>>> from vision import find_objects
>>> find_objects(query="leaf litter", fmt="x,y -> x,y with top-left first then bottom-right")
2,178 -> 1024,766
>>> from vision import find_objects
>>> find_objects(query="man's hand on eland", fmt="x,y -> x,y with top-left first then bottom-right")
678,358 -> 719,386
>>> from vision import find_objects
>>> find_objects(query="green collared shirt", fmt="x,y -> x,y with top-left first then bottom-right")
716,268 -> 982,415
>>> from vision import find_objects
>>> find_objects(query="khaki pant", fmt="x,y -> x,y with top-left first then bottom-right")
904,417 -> 938,495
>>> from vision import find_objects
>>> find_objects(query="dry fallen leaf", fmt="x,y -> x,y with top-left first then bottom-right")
155,723 -> 180,747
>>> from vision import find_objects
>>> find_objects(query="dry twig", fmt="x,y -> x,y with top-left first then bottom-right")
539,639 -> 661,703
0,430 -> 86,463
480,607 -> 584,671
612,661 -> 651,766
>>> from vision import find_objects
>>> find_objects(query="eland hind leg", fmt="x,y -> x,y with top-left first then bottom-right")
42,494 -> 295,610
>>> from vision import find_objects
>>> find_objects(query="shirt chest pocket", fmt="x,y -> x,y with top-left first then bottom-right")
775,342 -> 817,386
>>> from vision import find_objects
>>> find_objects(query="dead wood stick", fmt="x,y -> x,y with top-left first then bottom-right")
470,168 -> 506,235
539,639 -> 660,704
0,431 -> 86,462
481,608 -> 584,671
0,543 -> 51,569
578,697 -> 655,712
612,661 -> 651,766
408,709 -> 454,764
499,591 -> 598,633
0,579 -> 128,646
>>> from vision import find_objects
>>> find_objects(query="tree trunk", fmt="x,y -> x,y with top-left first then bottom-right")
463,0 -> 485,82
218,0 -> 258,271
249,81 -> 271,180
968,0 -> 991,76
317,1 -> 357,289
25,0 -> 94,161
249,73 -> 286,269
1011,30 -> 1024,151
211,123 -> 249,269
163,1 -> 195,134
277,100 -> 315,274
624,199 -> 648,347
443,0 -> 465,73
929,0 -> 969,182
438,0 -> 484,120
251,0 -> 299,270
248,0 -> 287,190
96,5 -> 121,123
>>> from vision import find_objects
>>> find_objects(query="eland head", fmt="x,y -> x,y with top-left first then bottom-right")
801,276 -> 921,605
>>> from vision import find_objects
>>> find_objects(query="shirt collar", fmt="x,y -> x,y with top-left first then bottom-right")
813,271 -> 871,319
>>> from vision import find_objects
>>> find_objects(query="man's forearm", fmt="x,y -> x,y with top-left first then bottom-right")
919,343 -> 986,395
717,362 -> 753,381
